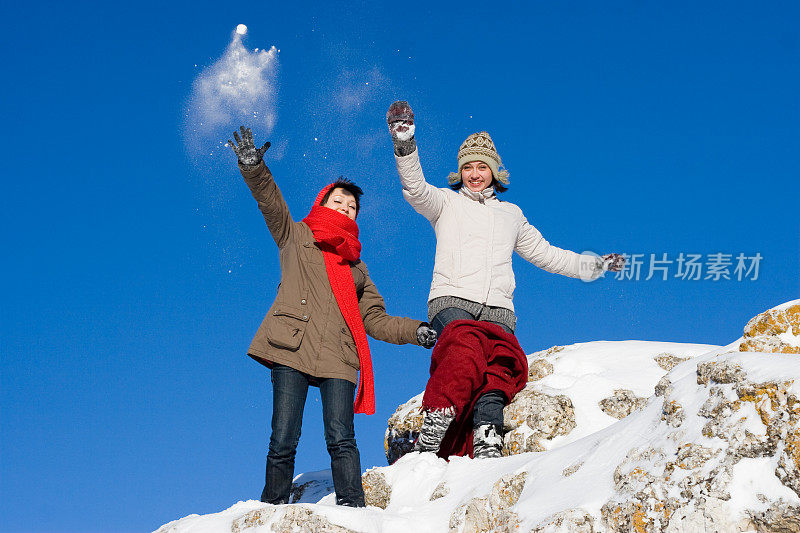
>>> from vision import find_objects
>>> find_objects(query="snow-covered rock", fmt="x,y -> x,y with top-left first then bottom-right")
599,350 -> 800,531
529,508 -> 596,532
361,469 -> 391,509
503,388 -> 576,455
598,389 -> 649,420
739,300 -> 800,354
385,340 -> 717,462
156,300 -> 800,533
447,472 -> 527,532
289,470 -> 335,504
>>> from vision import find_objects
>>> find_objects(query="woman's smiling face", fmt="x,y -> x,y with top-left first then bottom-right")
460,161 -> 493,192
322,187 -> 358,220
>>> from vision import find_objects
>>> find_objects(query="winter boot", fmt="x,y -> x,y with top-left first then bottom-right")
413,408 -> 455,453
473,424 -> 503,459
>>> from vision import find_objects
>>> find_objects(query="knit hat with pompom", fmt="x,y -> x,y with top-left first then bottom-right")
447,131 -> 510,185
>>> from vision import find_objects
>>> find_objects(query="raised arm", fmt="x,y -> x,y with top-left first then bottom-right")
228,126 -> 293,248
387,101 -> 447,222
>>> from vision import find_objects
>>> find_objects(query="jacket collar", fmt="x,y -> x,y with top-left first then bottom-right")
459,185 -> 497,204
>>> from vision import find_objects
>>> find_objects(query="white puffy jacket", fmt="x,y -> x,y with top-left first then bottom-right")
395,149 -> 601,312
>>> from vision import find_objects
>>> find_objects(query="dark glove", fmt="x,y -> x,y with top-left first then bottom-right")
228,126 -> 271,166
416,322 -> 437,349
386,101 -> 417,157
602,253 -> 626,272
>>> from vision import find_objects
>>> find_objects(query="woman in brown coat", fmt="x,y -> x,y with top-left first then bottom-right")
228,127 -> 436,507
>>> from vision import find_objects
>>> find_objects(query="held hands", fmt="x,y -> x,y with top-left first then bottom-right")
416,323 -> 437,349
386,101 -> 417,157
228,126 -> 271,166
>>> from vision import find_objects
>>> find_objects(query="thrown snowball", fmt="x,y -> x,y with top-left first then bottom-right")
236,24 -> 247,35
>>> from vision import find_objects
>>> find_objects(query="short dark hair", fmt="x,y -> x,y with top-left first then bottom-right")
449,178 -> 508,193
320,177 -> 364,214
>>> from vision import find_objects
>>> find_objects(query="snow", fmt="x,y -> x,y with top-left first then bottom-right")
728,457 -> 798,514
779,326 -> 800,348
772,299 -> 800,312
156,303 -> 800,532
184,27 -> 279,158
289,470 -> 335,504
394,124 -> 415,141
534,340 -> 717,448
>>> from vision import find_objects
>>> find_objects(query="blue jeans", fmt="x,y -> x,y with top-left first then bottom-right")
261,364 -> 365,507
430,307 -> 511,429
430,307 -> 513,337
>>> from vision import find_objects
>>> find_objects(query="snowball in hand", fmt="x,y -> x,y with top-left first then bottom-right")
236,24 -> 247,35
395,124 -> 415,141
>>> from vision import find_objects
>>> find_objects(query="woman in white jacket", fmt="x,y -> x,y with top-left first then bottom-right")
386,101 -> 624,458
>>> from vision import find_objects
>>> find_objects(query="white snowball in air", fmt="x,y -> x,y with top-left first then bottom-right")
236,24 -> 248,35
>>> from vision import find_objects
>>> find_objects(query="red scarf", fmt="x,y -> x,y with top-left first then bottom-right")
302,185 -> 375,415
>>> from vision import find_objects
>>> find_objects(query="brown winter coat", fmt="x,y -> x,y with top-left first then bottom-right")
239,161 -> 422,384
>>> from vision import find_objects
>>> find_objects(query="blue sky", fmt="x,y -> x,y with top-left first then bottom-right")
2,1 -> 798,531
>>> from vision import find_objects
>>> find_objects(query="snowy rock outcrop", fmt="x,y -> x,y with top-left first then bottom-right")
385,341 -> 715,463
739,300 -> 800,355
598,389 -> 648,420
384,392 -> 424,464
288,470 -> 335,504
527,355 -> 555,381
158,300 -> 800,533
230,505 -> 357,533
448,472 -> 527,532
530,509 -> 596,532
503,387 -> 576,454
156,501 -> 359,533
653,353 -> 690,371
598,352 -> 800,532
748,500 -> 800,531
361,469 -> 392,509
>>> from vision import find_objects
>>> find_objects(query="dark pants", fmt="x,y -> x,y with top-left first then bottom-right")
261,364 -> 365,507
430,307 -> 511,429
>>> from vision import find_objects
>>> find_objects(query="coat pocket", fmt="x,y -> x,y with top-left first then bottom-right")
339,327 -> 360,370
266,305 -> 310,351
299,240 -> 325,265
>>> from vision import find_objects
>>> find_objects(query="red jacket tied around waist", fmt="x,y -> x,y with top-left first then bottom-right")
422,319 -> 528,458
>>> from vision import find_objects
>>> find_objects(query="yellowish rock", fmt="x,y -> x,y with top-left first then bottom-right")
744,304 -> 800,338
740,303 -> 800,354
